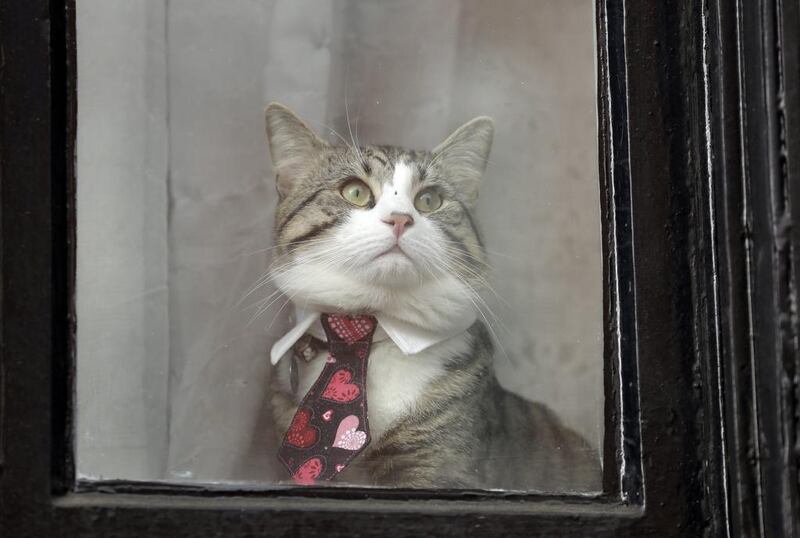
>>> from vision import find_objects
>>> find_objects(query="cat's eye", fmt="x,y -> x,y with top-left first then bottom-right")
340,178 -> 373,207
414,188 -> 443,213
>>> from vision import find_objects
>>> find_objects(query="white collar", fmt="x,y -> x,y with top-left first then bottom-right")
270,304 -> 476,365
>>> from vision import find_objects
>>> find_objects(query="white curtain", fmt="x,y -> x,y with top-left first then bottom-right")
77,0 -> 602,483
75,0 -> 169,480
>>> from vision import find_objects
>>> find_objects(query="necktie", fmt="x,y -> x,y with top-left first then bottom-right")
277,314 -> 377,484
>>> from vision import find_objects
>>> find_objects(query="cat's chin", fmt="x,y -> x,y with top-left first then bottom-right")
362,249 -> 421,288
272,262 -> 475,331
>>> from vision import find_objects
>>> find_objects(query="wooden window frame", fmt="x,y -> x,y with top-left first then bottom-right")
1,0 -> 798,535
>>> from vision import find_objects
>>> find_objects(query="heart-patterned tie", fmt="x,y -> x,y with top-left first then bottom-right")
277,314 -> 378,484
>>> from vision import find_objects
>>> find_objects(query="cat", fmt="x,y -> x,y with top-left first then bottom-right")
265,102 -> 600,491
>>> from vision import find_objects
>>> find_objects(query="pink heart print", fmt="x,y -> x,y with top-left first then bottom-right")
322,368 -> 360,402
327,315 -> 376,344
332,415 -> 367,451
293,457 -> 324,485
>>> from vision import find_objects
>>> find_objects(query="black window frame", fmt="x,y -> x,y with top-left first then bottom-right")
1,0 -> 798,536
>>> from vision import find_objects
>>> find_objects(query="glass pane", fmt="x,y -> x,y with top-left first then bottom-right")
75,0 -> 602,493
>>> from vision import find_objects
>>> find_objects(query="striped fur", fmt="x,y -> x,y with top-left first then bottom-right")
265,103 -> 600,491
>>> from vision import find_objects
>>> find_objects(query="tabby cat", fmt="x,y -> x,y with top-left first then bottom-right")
265,103 -> 600,491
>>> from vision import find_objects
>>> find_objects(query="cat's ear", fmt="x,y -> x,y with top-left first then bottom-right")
432,116 -> 494,204
265,102 -> 328,197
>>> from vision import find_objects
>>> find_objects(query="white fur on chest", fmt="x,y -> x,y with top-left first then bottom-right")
276,332 -> 472,442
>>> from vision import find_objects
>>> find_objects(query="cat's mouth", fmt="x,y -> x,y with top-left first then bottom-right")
376,244 -> 410,260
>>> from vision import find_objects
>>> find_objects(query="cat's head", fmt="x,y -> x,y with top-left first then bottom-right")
265,103 -> 493,328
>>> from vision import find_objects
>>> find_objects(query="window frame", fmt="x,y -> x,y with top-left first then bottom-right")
0,0 -> 798,536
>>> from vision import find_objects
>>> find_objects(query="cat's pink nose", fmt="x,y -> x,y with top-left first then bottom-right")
382,212 -> 414,238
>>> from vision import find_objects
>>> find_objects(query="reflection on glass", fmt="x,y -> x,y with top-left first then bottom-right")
76,0 -> 602,492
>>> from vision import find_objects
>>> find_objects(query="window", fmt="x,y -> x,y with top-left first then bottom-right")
74,0 -> 603,493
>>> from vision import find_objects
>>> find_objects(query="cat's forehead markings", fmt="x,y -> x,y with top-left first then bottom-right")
361,160 -> 373,176
369,151 -> 388,167
390,161 -> 414,195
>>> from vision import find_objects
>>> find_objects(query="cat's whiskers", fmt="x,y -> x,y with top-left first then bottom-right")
237,237 -> 344,308
265,293 -> 296,332
421,244 -> 512,342
242,235 -> 338,258
434,245 -> 512,311
249,249 -> 353,327
353,86 -> 364,160
241,237 -> 340,284
246,284 -> 299,328
434,239 -> 494,266
436,237 -> 516,262
260,246 -> 371,328
241,286 -> 285,313
447,274 -> 513,366
268,236 -> 348,272
421,246 -> 511,359
235,271 -> 277,308
403,237 -> 495,291
423,240 -> 510,308
303,118 -> 355,149
436,244 -> 493,275
344,82 -> 366,167
241,239 -> 346,319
